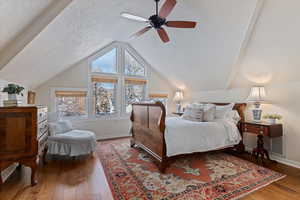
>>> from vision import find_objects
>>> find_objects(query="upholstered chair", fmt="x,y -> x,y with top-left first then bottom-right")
47,120 -> 97,157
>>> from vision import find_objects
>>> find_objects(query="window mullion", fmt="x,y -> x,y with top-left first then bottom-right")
119,44 -> 125,116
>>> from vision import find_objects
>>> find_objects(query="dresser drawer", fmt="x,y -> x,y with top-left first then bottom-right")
38,133 -> 48,155
38,120 -> 48,139
243,123 -> 269,136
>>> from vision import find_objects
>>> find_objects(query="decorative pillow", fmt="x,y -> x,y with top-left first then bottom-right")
48,120 -> 74,136
215,103 -> 235,119
202,104 -> 216,122
225,110 -> 241,124
189,103 -> 216,122
182,106 -> 203,122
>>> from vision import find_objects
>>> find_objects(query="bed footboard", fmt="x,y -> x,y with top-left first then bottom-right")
130,102 -> 168,172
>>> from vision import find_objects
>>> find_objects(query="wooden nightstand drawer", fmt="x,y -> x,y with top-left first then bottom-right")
242,122 -> 283,138
243,123 -> 269,136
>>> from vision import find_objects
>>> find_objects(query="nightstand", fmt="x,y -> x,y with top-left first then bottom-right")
241,121 -> 283,163
172,112 -> 184,116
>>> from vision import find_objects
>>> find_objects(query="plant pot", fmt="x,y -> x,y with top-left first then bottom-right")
8,94 -> 18,101
267,118 -> 276,124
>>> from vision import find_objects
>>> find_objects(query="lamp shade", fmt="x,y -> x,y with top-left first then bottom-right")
173,91 -> 184,102
247,86 -> 266,102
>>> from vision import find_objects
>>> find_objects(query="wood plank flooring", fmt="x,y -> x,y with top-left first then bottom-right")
1,144 -> 300,200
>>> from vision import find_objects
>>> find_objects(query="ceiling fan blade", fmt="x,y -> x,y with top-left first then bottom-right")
159,0 -> 177,18
165,21 -> 197,28
121,12 -> 149,22
131,26 -> 152,38
157,28 -> 170,43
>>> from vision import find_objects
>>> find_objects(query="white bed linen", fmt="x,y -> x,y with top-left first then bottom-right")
165,117 -> 241,157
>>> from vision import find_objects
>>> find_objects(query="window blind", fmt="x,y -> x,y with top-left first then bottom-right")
125,78 -> 147,85
91,75 -> 118,83
55,91 -> 87,97
149,93 -> 168,98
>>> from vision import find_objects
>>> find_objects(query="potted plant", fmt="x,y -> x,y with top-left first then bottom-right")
2,84 -> 25,101
263,114 -> 282,124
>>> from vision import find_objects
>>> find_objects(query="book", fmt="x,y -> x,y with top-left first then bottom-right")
3,100 -> 22,106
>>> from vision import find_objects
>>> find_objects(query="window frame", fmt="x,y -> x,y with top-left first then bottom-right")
87,42 -> 150,119
51,87 -> 88,120
92,76 -> 119,117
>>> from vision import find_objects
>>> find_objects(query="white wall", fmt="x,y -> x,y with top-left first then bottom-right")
183,0 -> 300,165
187,83 -> 300,164
35,56 -> 176,140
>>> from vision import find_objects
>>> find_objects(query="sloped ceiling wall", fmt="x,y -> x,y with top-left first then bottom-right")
0,0 -> 55,50
0,0 -> 258,90
231,0 -> 300,88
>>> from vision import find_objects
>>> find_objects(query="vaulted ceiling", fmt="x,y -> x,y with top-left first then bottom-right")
0,0 -> 55,51
1,0 -> 295,91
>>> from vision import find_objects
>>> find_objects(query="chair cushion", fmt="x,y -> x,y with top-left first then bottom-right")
48,130 -> 96,144
48,120 -> 74,136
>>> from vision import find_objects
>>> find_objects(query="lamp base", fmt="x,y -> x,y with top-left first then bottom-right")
252,109 -> 262,121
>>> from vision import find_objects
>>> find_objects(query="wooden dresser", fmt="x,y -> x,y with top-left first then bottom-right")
0,106 -> 48,186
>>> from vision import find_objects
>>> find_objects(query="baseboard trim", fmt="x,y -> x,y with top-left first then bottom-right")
245,147 -> 300,169
270,153 -> 300,169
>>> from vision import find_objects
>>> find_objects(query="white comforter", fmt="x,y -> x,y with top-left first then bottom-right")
165,117 -> 241,157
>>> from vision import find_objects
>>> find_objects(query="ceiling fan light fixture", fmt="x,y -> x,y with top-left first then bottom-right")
120,0 -> 197,43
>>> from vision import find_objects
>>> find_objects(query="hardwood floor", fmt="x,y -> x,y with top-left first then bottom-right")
0,155 -> 113,200
1,146 -> 300,200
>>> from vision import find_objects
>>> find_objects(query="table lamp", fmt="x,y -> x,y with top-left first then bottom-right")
173,90 -> 183,113
247,86 -> 266,121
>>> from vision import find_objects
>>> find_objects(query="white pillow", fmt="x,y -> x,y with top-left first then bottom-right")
225,110 -> 241,124
215,103 -> 234,119
182,106 -> 203,122
189,103 -> 202,109
48,120 -> 74,135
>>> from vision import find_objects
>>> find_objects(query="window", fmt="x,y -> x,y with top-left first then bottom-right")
91,48 -> 117,74
89,42 -> 148,117
125,79 -> 147,113
92,76 -> 117,115
55,91 -> 87,118
125,50 -> 145,76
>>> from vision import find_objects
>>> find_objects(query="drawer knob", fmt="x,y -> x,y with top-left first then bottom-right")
260,131 -> 263,134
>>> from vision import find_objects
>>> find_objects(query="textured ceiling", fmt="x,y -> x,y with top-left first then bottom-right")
0,0 -> 55,51
0,0 -> 258,90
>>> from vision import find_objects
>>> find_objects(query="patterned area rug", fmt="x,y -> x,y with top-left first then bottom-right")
97,139 -> 285,200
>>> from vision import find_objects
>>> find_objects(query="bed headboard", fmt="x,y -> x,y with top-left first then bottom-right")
207,103 -> 247,122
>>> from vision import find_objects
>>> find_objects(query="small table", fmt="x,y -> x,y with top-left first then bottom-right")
241,121 -> 283,164
172,112 -> 184,116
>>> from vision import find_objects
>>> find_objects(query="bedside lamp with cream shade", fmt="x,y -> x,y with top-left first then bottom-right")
173,90 -> 184,113
247,86 -> 266,121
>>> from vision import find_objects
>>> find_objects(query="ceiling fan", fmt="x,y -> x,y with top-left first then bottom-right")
121,0 -> 197,43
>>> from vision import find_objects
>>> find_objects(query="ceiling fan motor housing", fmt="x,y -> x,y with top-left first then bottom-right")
149,15 -> 166,29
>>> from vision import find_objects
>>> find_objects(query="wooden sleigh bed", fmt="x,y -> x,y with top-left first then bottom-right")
130,102 -> 246,172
